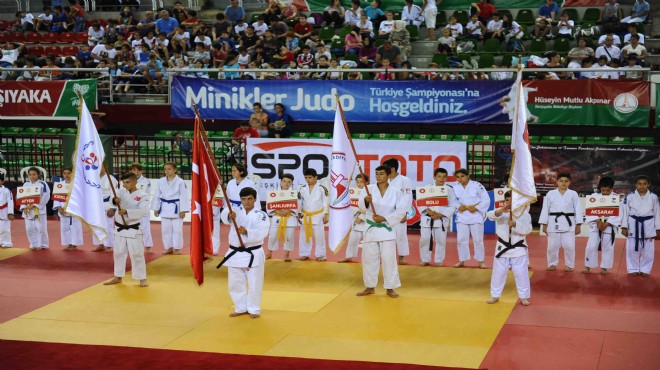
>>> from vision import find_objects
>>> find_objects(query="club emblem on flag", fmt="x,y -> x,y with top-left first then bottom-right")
80,141 -> 101,188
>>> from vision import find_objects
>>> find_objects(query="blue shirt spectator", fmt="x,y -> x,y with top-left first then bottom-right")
156,11 -> 179,36
225,0 -> 246,23
538,0 -> 560,21
365,3 -> 385,21
622,0 -> 650,23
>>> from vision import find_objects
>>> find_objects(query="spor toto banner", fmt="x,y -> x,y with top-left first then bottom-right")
0,79 -> 97,117
525,80 -> 650,128
171,76 -> 511,123
247,138 -> 467,199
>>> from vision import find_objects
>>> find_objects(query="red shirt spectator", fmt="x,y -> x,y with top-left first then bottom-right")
232,123 -> 260,140
473,0 -> 496,22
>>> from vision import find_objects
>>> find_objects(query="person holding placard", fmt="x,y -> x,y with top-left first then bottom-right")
20,167 -> 51,251
0,173 -> 15,248
297,168 -> 329,261
621,175 -> 659,276
583,177 -> 621,275
339,174 -> 369,263
539,172 -> 583,272
383,158 -> 412,265
93,166 -> 119,252
151,163 -> 190,255
266,173 -> 299,262
417,168 -> 457,267
130,162 -> 154,251
53,167 -> 83,251
212,184 -> 223,256
453,168 -> 491,269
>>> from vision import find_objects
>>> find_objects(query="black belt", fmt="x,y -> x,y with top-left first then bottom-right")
631,215 -> 653,251
597,224 -> 615,252
496,237 -> 527,258
549,212 -> 575,227
426,214 -> 446,252
115,222 -> 140,232
216,245 -> 262,269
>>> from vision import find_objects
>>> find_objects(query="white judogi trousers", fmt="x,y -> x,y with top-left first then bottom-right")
160,217 -> 184,250
547,232 -> 575,268
585,230 -> 615,269
25,217 -> 49,249
114,234 -> 147,280
228,252 -> 265,315
362,240 -> 401,289
93,215 -> 115,247
419,227 -> 448,264
299,223 -> 326,258
345,229 -> 363,259
394,222 -> 410,256
212,219 -> 221,254
626,238 -> 654,274
59,215 -> 83,246
140,214 -> 153,247
490,255 -> 530,299
456,223 -> 484,262
0,220 -> 12,247
267,225 -> 296,252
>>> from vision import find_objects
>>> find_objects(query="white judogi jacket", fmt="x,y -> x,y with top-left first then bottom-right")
585,192 -> 621,238
418,184 -> 458,230
358,184 -> 407,243
0,185 -> 14,220
621,190 -> 660,248
19,180 -> 50,220
453,180 -> 490,224
113,188 -> 149,238
150,175 -> 190,218
352,187 -> 367,232
487,208 -> 533,258
539,188 -> 584,232
268,187 -> 299,228
136,176 -> 151,201
389,174 -> 413,216
297,183 -> 329,225
220,206 -> 270,268
226,178 -> 260,209
101,175 -> 119,210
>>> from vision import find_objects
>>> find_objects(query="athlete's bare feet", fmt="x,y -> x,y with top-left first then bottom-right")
640,272 -> 650,277
92,245 -> 105,252
265,251 -> 272,260
338,258 -> 352,263
600,269 -> 609,275
628,272 -> 639,276
229,311 -> 249,317
454,261 -> 465,268
546,265 -> 556,271
434,262 -> 443,267
249,313 -> 260,319
486,297 -> 499,304
356,287 -> 375,296
478,262 -> 487,269
565,267 -> 574,272
139,279 -> 149,287
163,248 -> 173,255
398,256 -> 407,265
173,249 -> 181,255
520,299 -> 531,306
145,247 -> 152,254
104,247 -> 112,252
299,256 -> 309,261
420,262 -> 429,266
316,257 -> 326,262
103,277 -> 122,285
386,289 -> 399,298
284,251 -> 291,262
582,267 -> 590,274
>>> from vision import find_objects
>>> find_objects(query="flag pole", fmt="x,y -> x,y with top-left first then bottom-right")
191,103 -> 246,250
508,63 -> 525,243
334,94 -> 377,214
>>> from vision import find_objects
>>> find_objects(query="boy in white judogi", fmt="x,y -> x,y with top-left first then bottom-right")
453,168 -> 490,268
357,165 -> 407,298
212,185 -> 223,255
103,172 -> 149,287
53,167 -> 83,251
539,172 -> 583,272
218,187 -> 269,319
0,173 -> 15,248
418,168 -> 458,267
621,175 -> 660,276
297,168 -> 329,261
20,167 -> 51,250
130,163 -> 153,250
487,191 -> 532,306
383,158 -> 412,265
151,163 -> 190,255
266,173 -> 298,262
583,177 -> 621,275
339,174 -> 369,263
226,163 -> 260,209
93,168 -> 119,252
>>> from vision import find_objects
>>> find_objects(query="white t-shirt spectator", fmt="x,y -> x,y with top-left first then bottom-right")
557,20 -> 574,36
598,34 -> 621,46
131,38 -> 143,52
466,20 -> 482,36
37,13 -> 52,23
234,23 -> 248,35
0,49 -> 20,64
623,33 -> 645,45
252,22 -> 268,36
487,19 -> 503,32
143,35 -> 157,49
445,23 -> 463,37
91,44 -> 117,63
194,35 -> 212,48
88,27 -> 105,46
621,43 -> 646,58
595,45 -> 620,61
379,20 -> 395,34
21,13 -> 35,26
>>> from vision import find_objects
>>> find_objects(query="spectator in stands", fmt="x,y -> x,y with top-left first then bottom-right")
422,0 -> 438,40
344,0 -> 363,27
62,6 -> 76,31
445,16 -> 463,38
471,0 -> 495,25
260,62 -> 280,80
297,45 -> 315,68
378,11 -> 396,39
105,19 -> 121,44
374,58 -> 396,80
281,2 -> 300,26
311,56 -> 329,79
182,11 -> 204,37
327,58 -> 343,80
264,1 -> 283,25
69,0 -> 86,32
345,26 -> 363,55
0,60 -> 19,81
155,32 -> 171,59
114,33 -> 131,50
117,44 -> 133,63
323,0 -> 345,27
305,31 -> 322,52
19,57 -> 39,81
35,7 -> 53,32
142,30 -> 157,49
233,121 -> 260,142
248,102 -> 270,137
234,18 -> 248,36
402,0 -> 423,27
192,43 -> 211,66
271,20 -> 289,40
172,1 -> 188,24
623,55 -> 643,79
76,43 -> 92,64
537,0 -> 560,24
260,28 -> 277,58
294,16 -> 313,41
252,16 -> 268,36
14,11 -> 35,32
503,14 -> 524,43
620,0 -> 649,24
194,32 -> 213,50
358,13 -> 374,39
314,44 -> 331,63
225,0 -> 246,24
136,11 -> 156,37
544,51 -> 566,78
0,42 -> 26,68
91,42 -> 117,67
567,38 -> 595,66
376,40 -> 402,68
592,55 -> 616,79
37,55 -> 61,81
51,6 -> 67,33
155,10 -> 178,39
465,13 -> 485,40
273,45 -> 294,67
358,37 -> 377,68
212,45 -> 227,68
365,0 -> 386,31
171,26 -> 191,53
555,11 -> 574,39
118,6 -> 134,33
602,0 -> 622,33
621,35 -> 646,64
533,17 -> 552,39
598,30 -> 621,47
485,12 -> 503,42
237,47 -> 251,67
144,52 -> 166,92
167,48 -> 187,68
72,58 -> 88,79
595,35 -> 621,62
624,23 -> 644,45
389,21 -> 411,60
437,27 -> 456,54
268,103 -> 293,138
212,13 -> 232,42
172,132 -> 193,158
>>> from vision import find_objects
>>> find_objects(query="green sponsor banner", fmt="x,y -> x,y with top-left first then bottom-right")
656,83 -> 660,124
54,79 -> 98,117
307,1 -> 541,13
525,80 -> 651,128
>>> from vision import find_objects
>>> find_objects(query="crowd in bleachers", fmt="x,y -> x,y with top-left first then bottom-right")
0,0 -> 653,87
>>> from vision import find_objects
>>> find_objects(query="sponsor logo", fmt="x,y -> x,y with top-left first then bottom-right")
613,93 -> 638,114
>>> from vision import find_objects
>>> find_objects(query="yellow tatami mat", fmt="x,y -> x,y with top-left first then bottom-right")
0,248 -> 28,261
0,256 -> 528,368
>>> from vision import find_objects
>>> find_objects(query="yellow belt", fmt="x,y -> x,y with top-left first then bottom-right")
276,213 -> 293,243
302,209 -> 324,243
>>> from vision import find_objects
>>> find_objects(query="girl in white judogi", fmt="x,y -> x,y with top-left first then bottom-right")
539,172 -> 583,272
218,187 -> 269,319
266,173 -> 298,262
452,168 -> 490,268
357,165 -> 407,298
212,185 -> 222,255
583,177 -> 621,275
487,191 -> 532,306
383,158 -> 413,265
226,163 -> 261,209
152,163 -> 190,255
103,172 -> 149,288
130,163 -> 153,250
20,167 -> 51,250
0,173 -> 15,248
339,174 -> 369,263
621,175 -> 659,276
53,168 -> 83,251
297,168 -> 329,261
93,168 -> 119,252
418,168 -> 458,267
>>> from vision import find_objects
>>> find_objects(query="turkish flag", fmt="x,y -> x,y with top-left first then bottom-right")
190,116 -> 220,285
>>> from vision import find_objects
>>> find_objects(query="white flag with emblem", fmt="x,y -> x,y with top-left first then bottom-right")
64,98 -> 108,241
328,105 -> 358,253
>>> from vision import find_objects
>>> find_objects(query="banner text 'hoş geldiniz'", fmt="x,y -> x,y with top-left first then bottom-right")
0,79 -> 97,117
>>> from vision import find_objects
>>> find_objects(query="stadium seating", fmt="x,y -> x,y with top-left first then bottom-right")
23,32 -> 42,44
44,46 -> 62,57
584,136 -> 608,145
582,8 -> 601,25
62,45 -> 80,56
453,10 -> 469,25
562,8 -> 580,24
515,9 -> 534,25
42,32 -> 59,43
562,136 -> 584,144
432,134 -> 453,141
57,32 -> 76,44
28,46 -> 45,57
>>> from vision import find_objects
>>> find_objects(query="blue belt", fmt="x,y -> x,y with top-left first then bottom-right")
159,198 -> 179,214
229,199 -> 242,207
103,196 -> 111,202
631,215 -> 654,251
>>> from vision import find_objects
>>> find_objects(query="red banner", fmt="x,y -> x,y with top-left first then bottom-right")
0,81 -> 63,116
